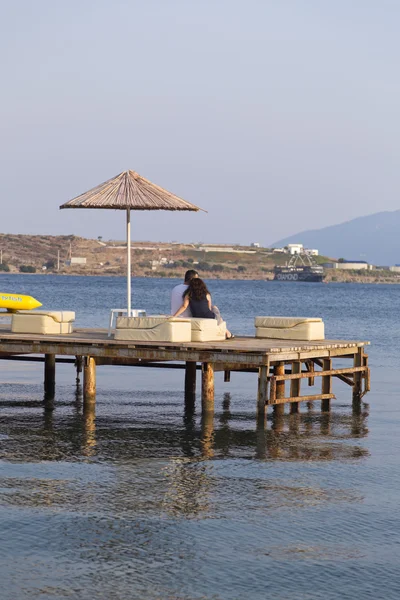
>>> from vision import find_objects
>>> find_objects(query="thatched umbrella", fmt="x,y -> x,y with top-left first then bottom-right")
60,170 -> 204,314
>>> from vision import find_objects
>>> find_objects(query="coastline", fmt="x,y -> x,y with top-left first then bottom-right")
1,233 -> 399,284
1,270 -> 400,284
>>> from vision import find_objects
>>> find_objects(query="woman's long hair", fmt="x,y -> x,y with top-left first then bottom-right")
184,277 -> 210,301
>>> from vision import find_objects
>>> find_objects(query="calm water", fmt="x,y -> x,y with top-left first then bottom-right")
0,275 -> 399,600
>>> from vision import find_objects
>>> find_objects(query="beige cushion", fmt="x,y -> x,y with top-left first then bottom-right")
114,320 -> 191,342
15,310 -> 75,323
255,316 -> 322,328
189,318 -> 226,342
116,316 -> 190,329
12,311 -> 75,334
256,321 -> 325,341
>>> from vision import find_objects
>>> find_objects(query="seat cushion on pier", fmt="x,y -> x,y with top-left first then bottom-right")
11,310 -> 75,335
190,318 -> 226,342
114,316 -> 191,342
255,316 -> 322,328
116,315 -> 187,329
255,316 -> 324,341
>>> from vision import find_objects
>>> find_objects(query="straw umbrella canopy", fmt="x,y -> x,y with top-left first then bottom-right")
60,170 -> 205,314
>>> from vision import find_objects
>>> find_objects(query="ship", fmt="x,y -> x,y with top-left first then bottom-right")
273,254 -> 325,282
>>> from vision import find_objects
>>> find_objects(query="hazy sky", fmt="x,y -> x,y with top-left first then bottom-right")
1,0 -> 399,245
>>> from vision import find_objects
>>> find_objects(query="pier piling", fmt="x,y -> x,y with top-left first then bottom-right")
290,361 -> 301,413
201,363 -> 215,413
75,356 -> 83,383
44,354 -> 56,398
257,365 -> 268,415
83,356 -> 96,400
321,358 -> 332,411
352,348 -> 363,408
273,363 -> 285,416
184,361 -> 197,396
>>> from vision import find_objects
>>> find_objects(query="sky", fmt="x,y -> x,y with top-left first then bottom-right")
1,0 -> 399,245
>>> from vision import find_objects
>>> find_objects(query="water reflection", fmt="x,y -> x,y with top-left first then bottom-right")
0,386 -> 369,466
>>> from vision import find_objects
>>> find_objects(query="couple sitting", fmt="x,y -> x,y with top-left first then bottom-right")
171,270 -> 234,339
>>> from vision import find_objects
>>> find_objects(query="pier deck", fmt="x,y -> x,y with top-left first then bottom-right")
0,325 -> 370,416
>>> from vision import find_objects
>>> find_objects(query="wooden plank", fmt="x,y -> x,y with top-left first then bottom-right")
312,357 -> 354,386
272,366 -> 367,380
270,393 -> 335,406
0,324 -> 371,353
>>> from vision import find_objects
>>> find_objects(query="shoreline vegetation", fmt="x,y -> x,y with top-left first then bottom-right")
0,233 -> 399,284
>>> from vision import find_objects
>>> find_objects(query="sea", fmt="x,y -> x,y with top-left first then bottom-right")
0,274 -> 399,600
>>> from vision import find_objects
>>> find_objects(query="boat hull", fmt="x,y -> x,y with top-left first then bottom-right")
0,293 -> 42,311
273,268 -> 324,282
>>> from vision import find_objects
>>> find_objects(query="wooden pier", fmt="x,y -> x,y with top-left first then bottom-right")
0,325 -> 370,417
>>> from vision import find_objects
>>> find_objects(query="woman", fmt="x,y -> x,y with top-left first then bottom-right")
173,278 -> 234,339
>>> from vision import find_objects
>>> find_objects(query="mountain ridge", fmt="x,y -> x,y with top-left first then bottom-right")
270,209 -> 400,265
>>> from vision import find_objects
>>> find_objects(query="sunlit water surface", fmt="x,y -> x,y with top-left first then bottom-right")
0,275 -> 399,599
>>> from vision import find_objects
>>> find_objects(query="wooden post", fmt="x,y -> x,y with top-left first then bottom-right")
201,363 -> 214,413
44,354 -> 56,398
83,356 -> 96,401
274,362 -> 285,416
257,365 -> 268,416
363,354 -> 370,393
353,348 -> 363,407
290,361 -> 301,414
321,358 -> 332,412
224,370 -> 231,383
185,361 -> 197,395
307,360 -> 315,386
75,355 -> 83,383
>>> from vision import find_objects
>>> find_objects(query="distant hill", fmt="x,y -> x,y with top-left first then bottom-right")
270,210 -> 400,266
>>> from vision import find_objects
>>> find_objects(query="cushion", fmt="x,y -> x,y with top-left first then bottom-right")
256,321 -> 325,341
114,320 -> 191,342
189,318 -> 226,342
255,316 -> 322,328
15,310 -> 75,323
116,316 -> 190,329
11,311 -> 75,335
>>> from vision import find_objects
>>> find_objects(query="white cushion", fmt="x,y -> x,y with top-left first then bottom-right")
256,322 -> 325,341
254,316 -> 322,328
114,320 -> 191,342
116,316 -> 190,329
191,320 -> 226,342
15,310 -> 75,323
12,312 -> 75,334
190,318 -> 218,332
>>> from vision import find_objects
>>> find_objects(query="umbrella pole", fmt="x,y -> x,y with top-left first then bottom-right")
127,208 -> 131,315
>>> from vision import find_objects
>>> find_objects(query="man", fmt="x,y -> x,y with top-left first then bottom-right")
170,269 -> 198,317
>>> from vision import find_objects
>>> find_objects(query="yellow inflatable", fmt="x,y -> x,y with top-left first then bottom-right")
0,292 -> 42,312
